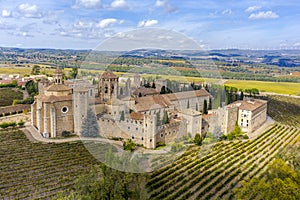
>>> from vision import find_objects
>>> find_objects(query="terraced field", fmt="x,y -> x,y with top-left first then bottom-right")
147,124 -> 300,200
0,129 -> 100,199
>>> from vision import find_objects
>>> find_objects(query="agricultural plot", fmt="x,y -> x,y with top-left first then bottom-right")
0,129 -> 101,199
147,124 -> 300,200
225,80 -> 300,95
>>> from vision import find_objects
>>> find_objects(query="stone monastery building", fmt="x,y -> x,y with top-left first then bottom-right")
31,69 -> 267,148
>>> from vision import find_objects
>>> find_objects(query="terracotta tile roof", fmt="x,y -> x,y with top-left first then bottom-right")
100,70 -> 117,79
129,112 -> 144,120
35,94 -> 72,103
45,84 -> 72,91
163,88 -> 211,101
229,99 -> 267,112
134,95 -> 173,112
133,87 -> 159,96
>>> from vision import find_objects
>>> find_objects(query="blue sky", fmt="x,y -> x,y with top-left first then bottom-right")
0,0 -> 300,50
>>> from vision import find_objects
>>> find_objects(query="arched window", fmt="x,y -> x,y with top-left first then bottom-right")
105,84 -> 108,93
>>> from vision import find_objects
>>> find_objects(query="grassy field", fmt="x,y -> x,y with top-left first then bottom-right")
0,88 -> 23,107
225,80 -> 300,95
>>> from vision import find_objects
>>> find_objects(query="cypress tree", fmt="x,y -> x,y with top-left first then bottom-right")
162,111 -> 169,124
81,107 -> 99,137
203,99 -> 208,114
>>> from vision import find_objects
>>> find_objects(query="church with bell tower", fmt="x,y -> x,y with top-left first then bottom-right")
31,67 -> 89,137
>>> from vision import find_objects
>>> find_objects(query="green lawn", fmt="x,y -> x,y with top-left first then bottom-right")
225,80 -> 300,95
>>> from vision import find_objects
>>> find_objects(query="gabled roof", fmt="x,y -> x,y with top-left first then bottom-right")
228,99 -> 267,112
35,94 -> 72,103
163,88 -> 211,101
134,95 -> 173,112
45,84 -> 72,91
133,87 -> 159,96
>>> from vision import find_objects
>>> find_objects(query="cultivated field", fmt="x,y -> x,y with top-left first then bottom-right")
225,80 -> 300,95
0,130 -> 100,199
147,124 -> 300,200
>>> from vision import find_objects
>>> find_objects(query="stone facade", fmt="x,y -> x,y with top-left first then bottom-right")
31,67 -> 90,138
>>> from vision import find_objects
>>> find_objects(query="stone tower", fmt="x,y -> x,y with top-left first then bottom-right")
53,67 -> 63,85
143,114 -> 157,149
125,78 -> 131,96
73,86 -> 89,135
133,73 -> 141,88
98,69 -> 119,102
38,78 -> 49,95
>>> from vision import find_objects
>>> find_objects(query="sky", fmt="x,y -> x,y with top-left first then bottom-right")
0,0 -> 300,50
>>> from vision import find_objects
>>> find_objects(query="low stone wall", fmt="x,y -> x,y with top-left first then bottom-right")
0,104 -> 31,117
0,113 -> 31,123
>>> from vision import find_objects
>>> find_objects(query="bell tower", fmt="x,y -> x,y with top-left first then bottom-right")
98,69 -> 119,102
54,67 -> 63,85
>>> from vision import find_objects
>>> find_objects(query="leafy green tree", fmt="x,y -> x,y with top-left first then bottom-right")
31,65 -> 41,75
194,133 -> 202,146
57,164 -> 149,200
81,108 -> 99,137
235,159 -> 300,200
25,80 -> 38,96
123,139 -> 136,152
69,67 -> 78,79
226,121 -> 243,140
203,99 -> 208,114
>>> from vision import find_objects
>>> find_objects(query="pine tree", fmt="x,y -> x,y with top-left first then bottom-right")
187,99 -> 190,109
195,103 -> 198,111
203,99 -> 208,114
81,107 -> 99,137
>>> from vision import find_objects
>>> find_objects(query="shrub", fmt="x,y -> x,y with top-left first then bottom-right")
194,133 -> 203,146
62,131 -> 71,137
123,139 -> 136,152
17,120 -> 25,127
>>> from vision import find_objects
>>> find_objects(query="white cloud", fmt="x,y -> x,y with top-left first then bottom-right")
96,18 -> 123,28
245,6 -> 261,13
137,20 -> 158,27
17,3 -> 43,18
249,11 -> 279,20
110,0 -> 129,9
2,9 -> 11,17
155,0 -> 166,7
74,20 -> 93,29
222,9 -> 232,15
154,0 -> 176,13
73,0 -> 101,9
